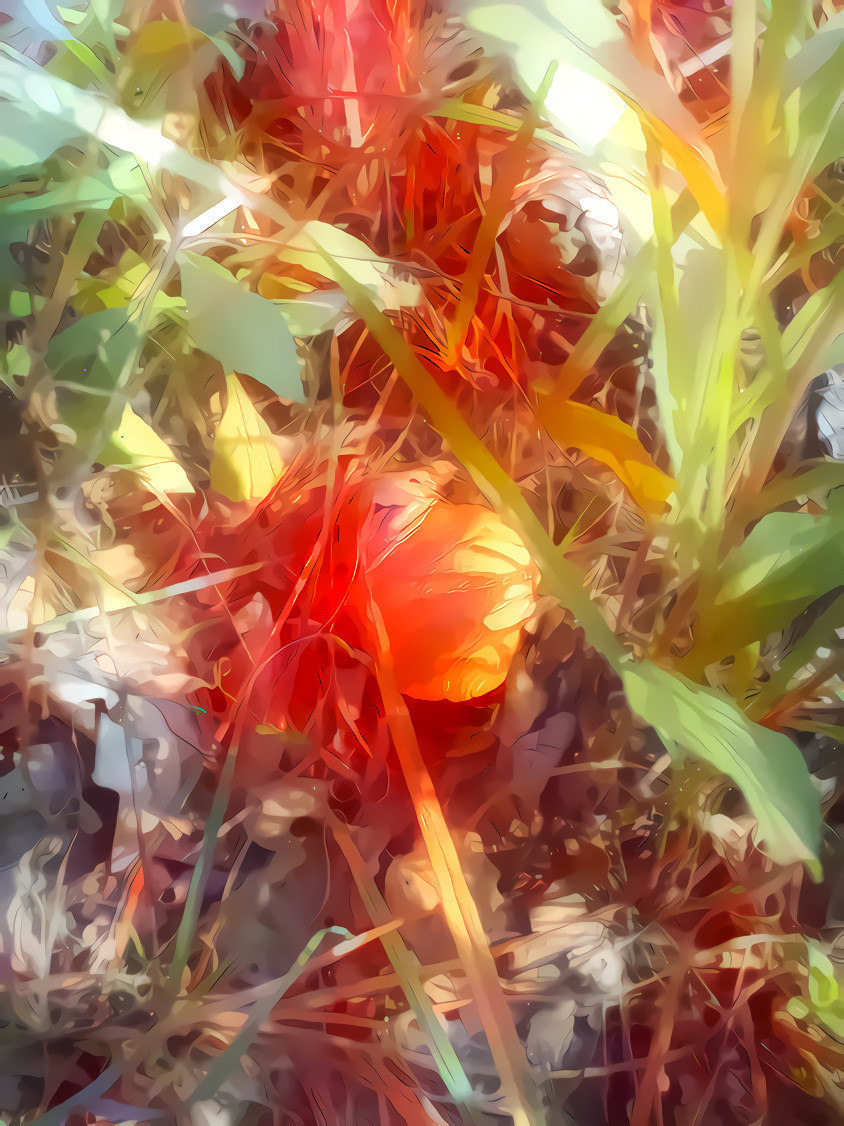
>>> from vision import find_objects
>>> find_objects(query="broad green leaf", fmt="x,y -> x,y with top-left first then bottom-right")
105,155 -> 151,197
717,494 -> 844,615
48,308 -> 137,378
623,662 -> 822,871
98,404 -> 194,494
180,252 -> 305,402
690,500 -> 844,662
48,308 -> 142,440
210,374 -> 285,502
718,510 -> 841,604
0,101 -> 77,172
55,2 -> 101,25
0,175 -> 119,219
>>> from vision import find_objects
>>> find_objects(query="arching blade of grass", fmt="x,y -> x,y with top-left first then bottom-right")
622,664 -> 822,874
363,595 -> 544,1126
332,820 -> 484,1126
168,747 -> 238,990
188,926 -> 356,1105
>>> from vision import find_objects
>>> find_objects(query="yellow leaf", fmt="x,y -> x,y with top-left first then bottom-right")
101,405 -> 194,495
210,374 -> 284,502
120,20 -> 209,111
94,256 -> 149,309
257,273 -> 317,301
537,399 -> 674,513
124,20 -> 207,66
631,103 -> 728,236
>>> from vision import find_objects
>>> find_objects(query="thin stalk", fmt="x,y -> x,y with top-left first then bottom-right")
364,586 -> 543,1126
168,746 -> 237,989
446,62 -> 558,358
331,819 -> 483,1125
188,927 -> 355,1105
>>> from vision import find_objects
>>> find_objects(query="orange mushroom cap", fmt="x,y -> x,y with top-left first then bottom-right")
354,475 -> 540,702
